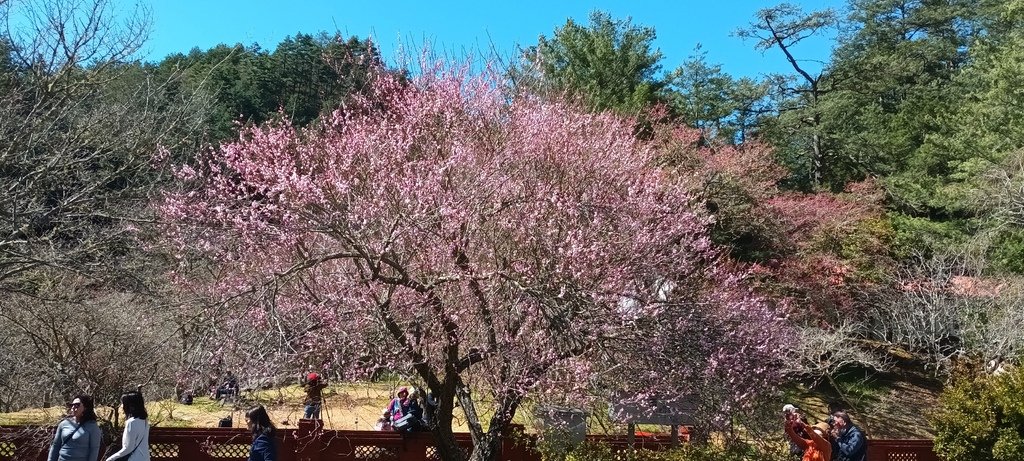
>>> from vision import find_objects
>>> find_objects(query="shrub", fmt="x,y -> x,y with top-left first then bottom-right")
931,365 -> 1024,461
548,440 -> 791,461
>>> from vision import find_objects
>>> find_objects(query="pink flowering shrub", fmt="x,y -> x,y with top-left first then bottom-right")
658,123 -> 892,319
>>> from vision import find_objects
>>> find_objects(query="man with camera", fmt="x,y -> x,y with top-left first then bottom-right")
783,404 -> 807,460
829,410 -> 867,461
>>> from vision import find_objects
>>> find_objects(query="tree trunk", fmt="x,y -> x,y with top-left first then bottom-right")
468,432 -> 503,461
463,387 -> 521,461
431,423 -> 466,461
811,130 -> 823,188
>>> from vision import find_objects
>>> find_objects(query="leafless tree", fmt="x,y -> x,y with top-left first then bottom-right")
0,0 -> 212,410
866,251 -> 1024,377
0,274 -> 178,409
0,0 -> 209,291
975,147 -> 1024,229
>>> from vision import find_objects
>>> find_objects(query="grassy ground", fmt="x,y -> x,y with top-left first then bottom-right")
0,382 -> 424,430
0,382 -> 537,432
0,376 -> 940,438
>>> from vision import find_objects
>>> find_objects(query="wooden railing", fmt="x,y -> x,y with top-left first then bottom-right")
0,421 -> 939,461
867,439 -> 940,461
0,421 -> 525,461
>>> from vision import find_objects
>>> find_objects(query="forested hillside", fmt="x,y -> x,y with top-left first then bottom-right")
2,0 -> 1023,459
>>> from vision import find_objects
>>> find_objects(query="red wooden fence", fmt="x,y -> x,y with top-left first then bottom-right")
866,439 -> 940,461
0,421 -> 939,461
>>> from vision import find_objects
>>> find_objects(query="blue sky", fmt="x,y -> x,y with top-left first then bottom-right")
136,0 -> 845,79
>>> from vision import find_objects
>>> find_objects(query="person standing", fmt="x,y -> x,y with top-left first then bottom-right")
830,410 -> 867,461
784,419 -> 832,461
302,373 -> 328,420
48,395 -> 102,461
104,391 -> 150,461
421,390 -> 438,430
783,404 -> 808,460
245,405 -> 277,461
404,388 -> 427,432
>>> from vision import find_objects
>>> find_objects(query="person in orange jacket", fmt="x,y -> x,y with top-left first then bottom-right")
784,415 -> 832,461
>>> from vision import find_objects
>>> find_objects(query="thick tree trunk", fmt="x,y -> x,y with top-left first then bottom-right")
431,423 -> 466,461
468,432 -> 503,461
460,386 -> 521,461
426,372 -> 465,461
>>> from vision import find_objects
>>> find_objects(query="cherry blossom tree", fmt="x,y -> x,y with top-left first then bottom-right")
159,62 -> 788,461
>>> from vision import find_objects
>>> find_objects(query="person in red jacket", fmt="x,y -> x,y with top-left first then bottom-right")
302,373 -> 328,420
785,417 -> 832,461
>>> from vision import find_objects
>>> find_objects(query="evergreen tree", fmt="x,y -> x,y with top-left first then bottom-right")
515,11 -> 663,116
664,49 -> 772,144
157,33 -> 383,144
737,3 -> 840,190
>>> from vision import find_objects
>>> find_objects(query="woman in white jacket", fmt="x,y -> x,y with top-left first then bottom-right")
105,391 -> 150,461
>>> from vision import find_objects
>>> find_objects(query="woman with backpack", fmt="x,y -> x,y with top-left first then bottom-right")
380,386 -> 422,432
48,395 -> 102,461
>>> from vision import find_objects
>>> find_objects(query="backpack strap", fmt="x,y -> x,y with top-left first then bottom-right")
60,421 -> 81,446
389,398 -> 403,418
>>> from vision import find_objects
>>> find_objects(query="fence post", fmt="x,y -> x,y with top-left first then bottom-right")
177,435 -> 206,461
402,431 -> 430,461
277,428 -> 296,461
294,419 -> 323,461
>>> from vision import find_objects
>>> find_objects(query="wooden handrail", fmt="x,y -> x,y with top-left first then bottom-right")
0,424 -> 940,461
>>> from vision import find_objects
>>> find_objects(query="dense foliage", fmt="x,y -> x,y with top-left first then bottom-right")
155,32 -> 383,143
159,63 -> 789,461
513,11 -> 663,116
931,365 -> 1024,461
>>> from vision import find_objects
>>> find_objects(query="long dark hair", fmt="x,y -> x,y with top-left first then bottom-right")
74,395 -> 98,424
245,405 -> 275,437
121,391 -> 148,420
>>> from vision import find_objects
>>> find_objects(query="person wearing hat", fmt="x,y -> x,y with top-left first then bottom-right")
783,405 -> 808,460
784,416 -> 832,461
383,386 -> 422,432
302,372 -> 328,420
